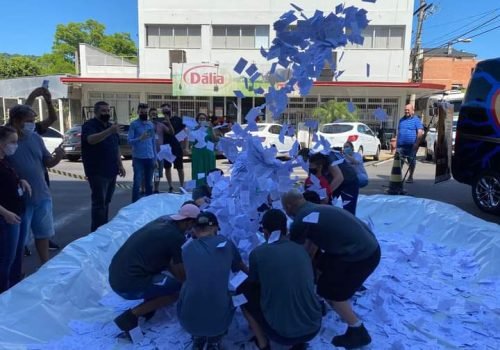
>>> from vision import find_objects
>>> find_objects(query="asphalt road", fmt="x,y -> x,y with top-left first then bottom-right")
22,151 -> 499,276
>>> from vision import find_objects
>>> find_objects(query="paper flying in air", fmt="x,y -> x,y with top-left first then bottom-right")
302,212 -> 320,224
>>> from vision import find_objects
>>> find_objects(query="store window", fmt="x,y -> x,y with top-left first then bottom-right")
212,25 -> 269,49
146,25 -> 202,48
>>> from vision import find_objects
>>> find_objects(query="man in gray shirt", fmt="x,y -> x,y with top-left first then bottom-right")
7,105 -> 64,280
282,190 -> 380,349
177,211 -> 246,350
240,209 -> 322,350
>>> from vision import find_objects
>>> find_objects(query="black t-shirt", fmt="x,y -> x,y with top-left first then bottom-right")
108,216 -> 186,293
324,151 -> 359,187
0,159 -> 25,216
81,118 -> 120,177
163,116 -> 185,156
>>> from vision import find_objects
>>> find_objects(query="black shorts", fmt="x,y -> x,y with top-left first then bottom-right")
164,154 -> 184,170
317,245 -> 381,302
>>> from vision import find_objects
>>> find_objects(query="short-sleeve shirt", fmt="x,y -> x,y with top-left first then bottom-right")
290,202 -> 379,262
127,119 -> 156,159
6,131 -> 51,204
81,118 -> 120,178
397,115 -> 423,146
248,240 -> 322,338
177,235 -> 242,337
108,216 -> 186,294
0,159 -> 24,215
163,116 -> 185,157
324,151 -> 359,187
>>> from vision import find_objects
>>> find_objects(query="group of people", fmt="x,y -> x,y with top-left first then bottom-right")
108,187 -> 380,350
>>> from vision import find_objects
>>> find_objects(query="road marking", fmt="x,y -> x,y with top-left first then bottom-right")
48,168 -> 132,189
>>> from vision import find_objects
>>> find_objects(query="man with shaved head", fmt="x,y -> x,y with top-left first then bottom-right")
396,104 -> 424,183
281,189 -> 380,349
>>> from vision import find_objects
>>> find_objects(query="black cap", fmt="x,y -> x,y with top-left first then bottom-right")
195,211 -> 219,227
261,209 -> 287,234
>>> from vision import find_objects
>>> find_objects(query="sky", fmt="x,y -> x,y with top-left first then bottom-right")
0,0 -> 499,60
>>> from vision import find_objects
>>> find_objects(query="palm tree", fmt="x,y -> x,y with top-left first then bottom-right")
312,100 -> 359,124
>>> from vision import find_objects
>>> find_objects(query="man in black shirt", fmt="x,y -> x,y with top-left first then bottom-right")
81,101 -> 126,232
161,103 -> 185,192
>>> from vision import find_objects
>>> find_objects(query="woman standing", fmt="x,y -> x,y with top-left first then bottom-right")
191,113 -> 219,185
343,141 -> 369,188
0,126 -> 31,293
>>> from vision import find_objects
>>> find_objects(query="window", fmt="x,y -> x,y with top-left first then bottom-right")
348,26 -> 405,49
212,25 -> 269,49
269,125 -> 281,134
146,25 -> 201,48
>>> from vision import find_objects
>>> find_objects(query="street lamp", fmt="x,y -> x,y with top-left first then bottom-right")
446,38 -> 472,55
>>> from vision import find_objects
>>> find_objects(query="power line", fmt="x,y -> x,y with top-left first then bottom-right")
424,7 -> 499,29
466,23 -> 500,40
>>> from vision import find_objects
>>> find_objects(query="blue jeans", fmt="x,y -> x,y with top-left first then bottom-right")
132,158 -> 155,202
0,218 -> 21,293
88,176 -> 117,232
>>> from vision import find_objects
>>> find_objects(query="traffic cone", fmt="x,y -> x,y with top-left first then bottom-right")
387,152 -> 405,195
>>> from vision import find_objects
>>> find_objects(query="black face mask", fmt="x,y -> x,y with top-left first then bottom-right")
309,168 -> 319,176
99,114 -> 111,123
139,113 -> 148,121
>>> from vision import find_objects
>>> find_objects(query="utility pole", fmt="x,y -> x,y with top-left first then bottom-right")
412,0 -> 427,82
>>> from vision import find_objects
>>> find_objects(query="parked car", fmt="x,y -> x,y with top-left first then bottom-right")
317,122 -> 381,160
62,124 -> 132,162
425,115 -> 459,162
452,57 -> 500,215
39,127 -> 63,154
225,123 -> 296,156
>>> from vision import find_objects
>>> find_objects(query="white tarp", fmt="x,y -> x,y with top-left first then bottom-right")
0,194 -> 499,349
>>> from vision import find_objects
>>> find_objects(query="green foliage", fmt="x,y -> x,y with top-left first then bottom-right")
37,53 -> 75,75
100,33 -> 137,60
53,19 -> 105,61
0,56 -> 41,79
312,100 -> 359,124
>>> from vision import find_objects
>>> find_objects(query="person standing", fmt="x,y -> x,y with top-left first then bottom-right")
0,126 -> 32,293
128,103 -> 157,202
81,101 -> 126,232
149,107 -> 172,193
343,141 -> 369,188
177,212 -> 246,350
6,105 -> 64,276
396,104 -> 424,183
191,113 -> 218,186
161,103 -> 185,192
282,190 -> 381,349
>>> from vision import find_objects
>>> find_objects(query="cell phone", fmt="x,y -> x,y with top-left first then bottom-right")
42,80 -> 49,89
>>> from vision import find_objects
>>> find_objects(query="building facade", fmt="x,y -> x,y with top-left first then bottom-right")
62,0 -> 444,131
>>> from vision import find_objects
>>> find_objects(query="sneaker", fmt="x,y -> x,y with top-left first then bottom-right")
406,178 -> 414,183
49,240 -> 60,251
169,186 -> 174,193
332,324 -> 371,349
192,336 -> 207,350
114,309 -> 138,332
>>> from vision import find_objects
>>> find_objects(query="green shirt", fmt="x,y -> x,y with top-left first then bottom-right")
290,202 -> 379,262
249,240 -> 322,338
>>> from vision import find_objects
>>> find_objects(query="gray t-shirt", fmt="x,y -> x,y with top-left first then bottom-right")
249,240 -> 322,338
177,235 -> 242,337
6,131 -> 51,204
290,202 -> 379,261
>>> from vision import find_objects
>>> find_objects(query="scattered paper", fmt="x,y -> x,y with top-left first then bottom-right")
234,57 -> 248,74
129,326 -> 144,344
302,212 -> 319,224
232,294 -> 248,307
197,173 -> 206,180
267,230 -> 281,244
175,130 -> 187,142
217,241 -> 227,248
229,271 -> 248,290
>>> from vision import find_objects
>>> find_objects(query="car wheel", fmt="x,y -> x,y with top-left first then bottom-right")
425,147 -> 432,161
358,146 -> 364,160
66,155 -> 80,162
374,146 -> 380,161
472,171 -> 500,215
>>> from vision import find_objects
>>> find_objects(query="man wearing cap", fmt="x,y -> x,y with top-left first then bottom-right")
240,209 -> 322,350
281,190 -> 381,349
177,212 -> 246,350
108,203 -> 200,337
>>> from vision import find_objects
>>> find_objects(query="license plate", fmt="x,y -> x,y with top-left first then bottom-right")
63,146 -> 73,151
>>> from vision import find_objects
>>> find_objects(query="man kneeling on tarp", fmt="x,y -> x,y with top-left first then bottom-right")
239,209 -> 322,350
108,203 -> 200,337
282,189 -> 381,349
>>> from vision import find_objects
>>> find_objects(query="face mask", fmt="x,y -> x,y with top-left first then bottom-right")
3,143 -> 18,156
344,147 -> 353,155
99,114 -> 111,123
309,168 -> 319,175
199,121 -> 208,127
139,114 -> 148,121
23,122 -> 36,133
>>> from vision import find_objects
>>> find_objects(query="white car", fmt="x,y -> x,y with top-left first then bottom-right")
40,127 -> 64,154
317,122 -> 381,160
225,123 -> 296,156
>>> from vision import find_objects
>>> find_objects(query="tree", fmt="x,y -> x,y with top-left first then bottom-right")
53,19 -> 105,61
37,53 -> 75,75
312,100 -> 359,124
0,56 -> 41,79
100,33 -> 137,60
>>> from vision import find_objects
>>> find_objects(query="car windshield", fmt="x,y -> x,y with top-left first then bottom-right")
240,125 -> 267,132
66,127 -> 81,134
321,124 -> 354,134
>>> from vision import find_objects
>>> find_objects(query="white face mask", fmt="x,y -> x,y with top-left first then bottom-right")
4,143 -> 18,156
199,121 -> 208,127
23,122 -> 36,133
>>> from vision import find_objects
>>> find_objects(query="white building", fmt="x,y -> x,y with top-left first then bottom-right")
62,0 -> 444,130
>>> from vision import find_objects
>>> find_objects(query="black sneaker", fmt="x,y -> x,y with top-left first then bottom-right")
114,309 -> 138,332
169,186 -> 174,193
332,324 -> 371,349
49,240 -> 60,251
192,336 -> 207,350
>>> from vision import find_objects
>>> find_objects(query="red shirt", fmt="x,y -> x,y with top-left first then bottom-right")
305,175 -> 332,200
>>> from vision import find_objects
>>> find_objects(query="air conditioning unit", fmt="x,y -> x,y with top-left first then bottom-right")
169,50 -> 187,68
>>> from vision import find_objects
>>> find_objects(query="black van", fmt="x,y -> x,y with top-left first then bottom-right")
452,58 -> 500,215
